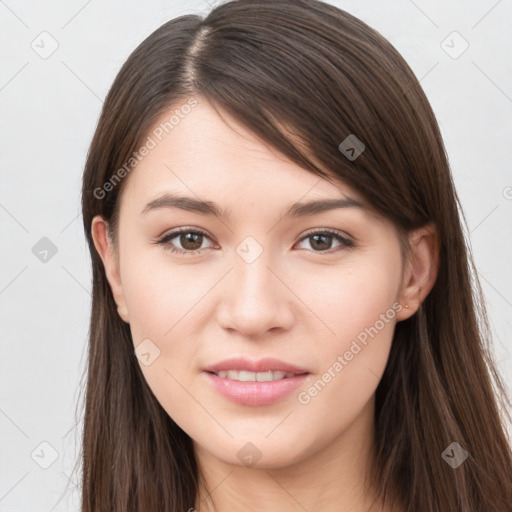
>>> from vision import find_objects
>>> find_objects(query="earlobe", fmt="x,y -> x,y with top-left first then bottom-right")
91,215 -> 130,323
396,222 -> 439,321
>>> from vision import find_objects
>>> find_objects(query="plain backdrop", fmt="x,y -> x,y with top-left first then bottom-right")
1,0 -> 511,510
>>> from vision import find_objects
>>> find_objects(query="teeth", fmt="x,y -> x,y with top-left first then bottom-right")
215,370 -> 295,381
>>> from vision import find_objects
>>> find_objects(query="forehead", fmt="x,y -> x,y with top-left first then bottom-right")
119,98 -> 367,215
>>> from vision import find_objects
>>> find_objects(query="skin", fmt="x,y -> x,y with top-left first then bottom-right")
92,97 -> 438,512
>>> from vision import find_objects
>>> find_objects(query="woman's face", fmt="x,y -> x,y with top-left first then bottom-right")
93,97 -> 417,469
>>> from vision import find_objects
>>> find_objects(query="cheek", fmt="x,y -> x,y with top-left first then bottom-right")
119,256 -> 206,425
295,252 -> 401,410
301,254 -> 401,347
120,248 -> 201,343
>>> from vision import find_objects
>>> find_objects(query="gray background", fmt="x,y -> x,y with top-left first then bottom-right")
1,0 -> 511,510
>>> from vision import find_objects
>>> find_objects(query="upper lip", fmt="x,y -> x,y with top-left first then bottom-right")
203,357 -> 309,374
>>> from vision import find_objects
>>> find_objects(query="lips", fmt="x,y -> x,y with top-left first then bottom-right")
203,357 -> 309,375
202,357 -> 311,406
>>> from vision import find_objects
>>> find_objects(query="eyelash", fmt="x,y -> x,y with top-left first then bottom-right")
153,226 -> 355,256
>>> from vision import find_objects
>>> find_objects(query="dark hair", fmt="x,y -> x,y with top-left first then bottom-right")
77,1 -> 512,510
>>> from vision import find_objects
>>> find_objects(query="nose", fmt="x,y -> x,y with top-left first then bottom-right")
216,246 -> 295,338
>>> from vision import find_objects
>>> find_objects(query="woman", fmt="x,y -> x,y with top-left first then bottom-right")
78,0 -> 512,510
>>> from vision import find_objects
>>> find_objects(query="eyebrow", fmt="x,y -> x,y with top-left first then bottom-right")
140,192 -> 366,220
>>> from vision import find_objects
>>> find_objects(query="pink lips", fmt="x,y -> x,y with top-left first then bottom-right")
202,357 -> 310,407
203,357 -> 309,374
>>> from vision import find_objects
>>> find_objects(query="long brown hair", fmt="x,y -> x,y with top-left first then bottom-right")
77,1 -> 512,510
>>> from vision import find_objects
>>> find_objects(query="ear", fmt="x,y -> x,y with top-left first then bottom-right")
396,222 -> 439,322
91,215 -> 130,323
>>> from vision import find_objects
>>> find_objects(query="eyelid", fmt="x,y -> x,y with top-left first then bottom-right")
155,226 -> 353,241
156,225 -> 212,240
299,227 -> 353,242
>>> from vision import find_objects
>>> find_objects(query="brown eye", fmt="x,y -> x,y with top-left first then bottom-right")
297,230 -> 354,253
309,234 -> 333,251
156,228 -> 214,255
155,227 -> 354,256
178,232 -> 204,251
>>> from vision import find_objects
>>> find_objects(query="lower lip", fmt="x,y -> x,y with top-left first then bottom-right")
203,371 -> 310,406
